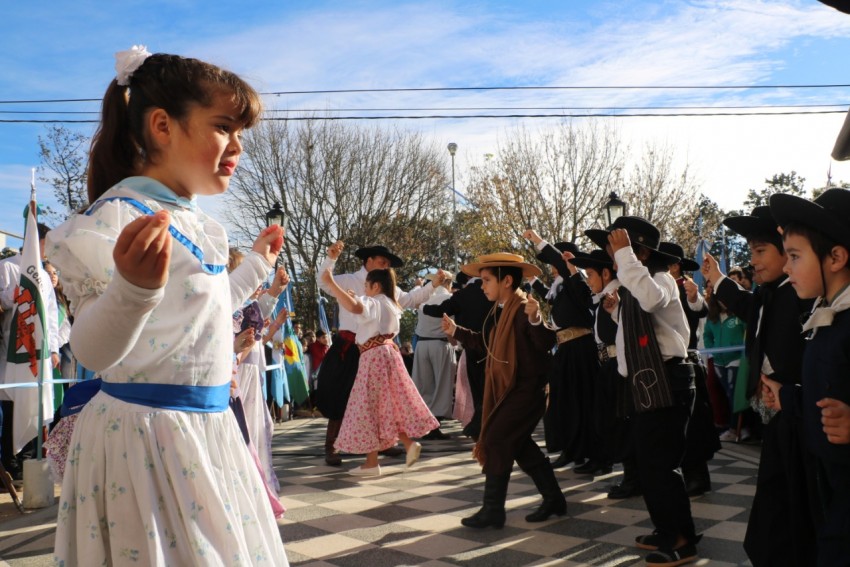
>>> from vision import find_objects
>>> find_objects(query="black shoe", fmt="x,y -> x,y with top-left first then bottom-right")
325,452 -> 342,466
645,543 -> 698,566
573,461 -> 613,476
607,481 -> 641,499
525,498 -> 567,522
635,530 -> 663,551
461,423 -> 480,440
550,452 -> 570,469
461,506 -> 506,529
423,428 -> 450,441
685,479 -> 710,497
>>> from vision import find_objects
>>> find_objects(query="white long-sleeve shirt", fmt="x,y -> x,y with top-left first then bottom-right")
613,247 -> 689,378
317,257 -> 436,333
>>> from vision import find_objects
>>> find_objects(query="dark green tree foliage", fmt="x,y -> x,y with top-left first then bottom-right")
743,171 -> 806,209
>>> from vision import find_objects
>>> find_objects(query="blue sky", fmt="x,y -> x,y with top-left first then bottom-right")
2,0 -> 850,247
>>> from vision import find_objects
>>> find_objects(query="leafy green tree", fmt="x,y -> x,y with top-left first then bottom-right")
743,171 -> 807,209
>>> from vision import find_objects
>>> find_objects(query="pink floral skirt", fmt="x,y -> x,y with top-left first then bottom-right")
335,344 -> 439,454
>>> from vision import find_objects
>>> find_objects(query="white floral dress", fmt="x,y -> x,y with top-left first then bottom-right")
45,177 -> 289,566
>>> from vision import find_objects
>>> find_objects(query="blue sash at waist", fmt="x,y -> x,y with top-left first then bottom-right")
100,381 -> 230,412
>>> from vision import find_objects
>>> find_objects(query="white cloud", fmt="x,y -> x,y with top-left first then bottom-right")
5,0 -> 850,238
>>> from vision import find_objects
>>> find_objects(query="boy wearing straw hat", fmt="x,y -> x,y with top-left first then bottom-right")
760,188 -> 850,566
440,253 -> 563,528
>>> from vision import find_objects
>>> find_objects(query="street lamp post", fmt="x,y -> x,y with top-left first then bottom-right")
602,191 -> 627,227
447,142 -> 458,273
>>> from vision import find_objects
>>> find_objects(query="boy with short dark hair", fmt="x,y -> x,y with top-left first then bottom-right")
702,205 -> 817,566
760,188 -> 850,566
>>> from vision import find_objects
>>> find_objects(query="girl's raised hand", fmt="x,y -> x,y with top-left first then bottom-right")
252,225 -> 285,266
327,240 -> 344,261
113,210 -> 172,289
269,268 -> 290,297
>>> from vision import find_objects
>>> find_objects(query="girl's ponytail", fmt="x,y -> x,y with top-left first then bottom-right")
87,80 -> 141,203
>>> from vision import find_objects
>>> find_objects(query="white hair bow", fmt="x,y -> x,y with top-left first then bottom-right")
115,45 -> 152,86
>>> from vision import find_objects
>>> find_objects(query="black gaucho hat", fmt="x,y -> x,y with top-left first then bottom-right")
570,249 -> 614,272
535,241 -> 581,262
584,216 -> 680,263
722,206 -> 780,245
354,245 -> 404,268
658,242 -> 700,272
452,271 -> 470,290
770,188 -> 850,250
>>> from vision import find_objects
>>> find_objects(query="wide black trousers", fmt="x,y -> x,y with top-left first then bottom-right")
634,388 -> 697,548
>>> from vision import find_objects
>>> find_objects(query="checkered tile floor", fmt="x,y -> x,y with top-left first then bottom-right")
0,416 -> 757,566
276,417 -> 756,567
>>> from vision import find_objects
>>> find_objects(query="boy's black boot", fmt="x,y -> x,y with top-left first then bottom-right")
461,473 -> 510,529
608,457 -> 641,499
525,461 -> 567,522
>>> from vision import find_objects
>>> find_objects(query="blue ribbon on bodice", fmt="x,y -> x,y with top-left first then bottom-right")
85,177 -> 226,275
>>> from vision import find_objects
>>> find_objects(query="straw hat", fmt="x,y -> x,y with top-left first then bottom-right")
461,253 -> 542,278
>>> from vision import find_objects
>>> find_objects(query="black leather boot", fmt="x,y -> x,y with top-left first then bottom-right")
324,419 -> 343,466
461,473 -> 510,529
550,451 -> 570,469
607,457 -> 641,499
524,461 -> 567,522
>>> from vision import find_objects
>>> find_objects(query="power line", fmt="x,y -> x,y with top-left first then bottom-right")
3,103 -> 848,117
262,109 -> 849,120
3,108 -> 846,124
1,82 -> 850,105
263,84 -> 850,96
265,103 -> 848,112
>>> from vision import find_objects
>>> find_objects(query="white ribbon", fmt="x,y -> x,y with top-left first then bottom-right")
115,45 -> 152,86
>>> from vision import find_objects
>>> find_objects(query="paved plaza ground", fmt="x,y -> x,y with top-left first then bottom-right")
1,416 -> 758,566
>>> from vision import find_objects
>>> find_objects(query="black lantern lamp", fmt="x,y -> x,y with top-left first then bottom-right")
265,202 -> 285,228
603,192 -> 626,227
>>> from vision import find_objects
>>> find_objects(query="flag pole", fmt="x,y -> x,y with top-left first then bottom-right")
32,168 -> 44,462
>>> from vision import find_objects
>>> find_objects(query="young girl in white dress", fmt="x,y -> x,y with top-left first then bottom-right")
45,46 -> 289,565
320,241 -> 439,476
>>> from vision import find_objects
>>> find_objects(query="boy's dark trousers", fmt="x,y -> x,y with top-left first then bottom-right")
634,386 -> 697,548
816,459 -> 850,567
